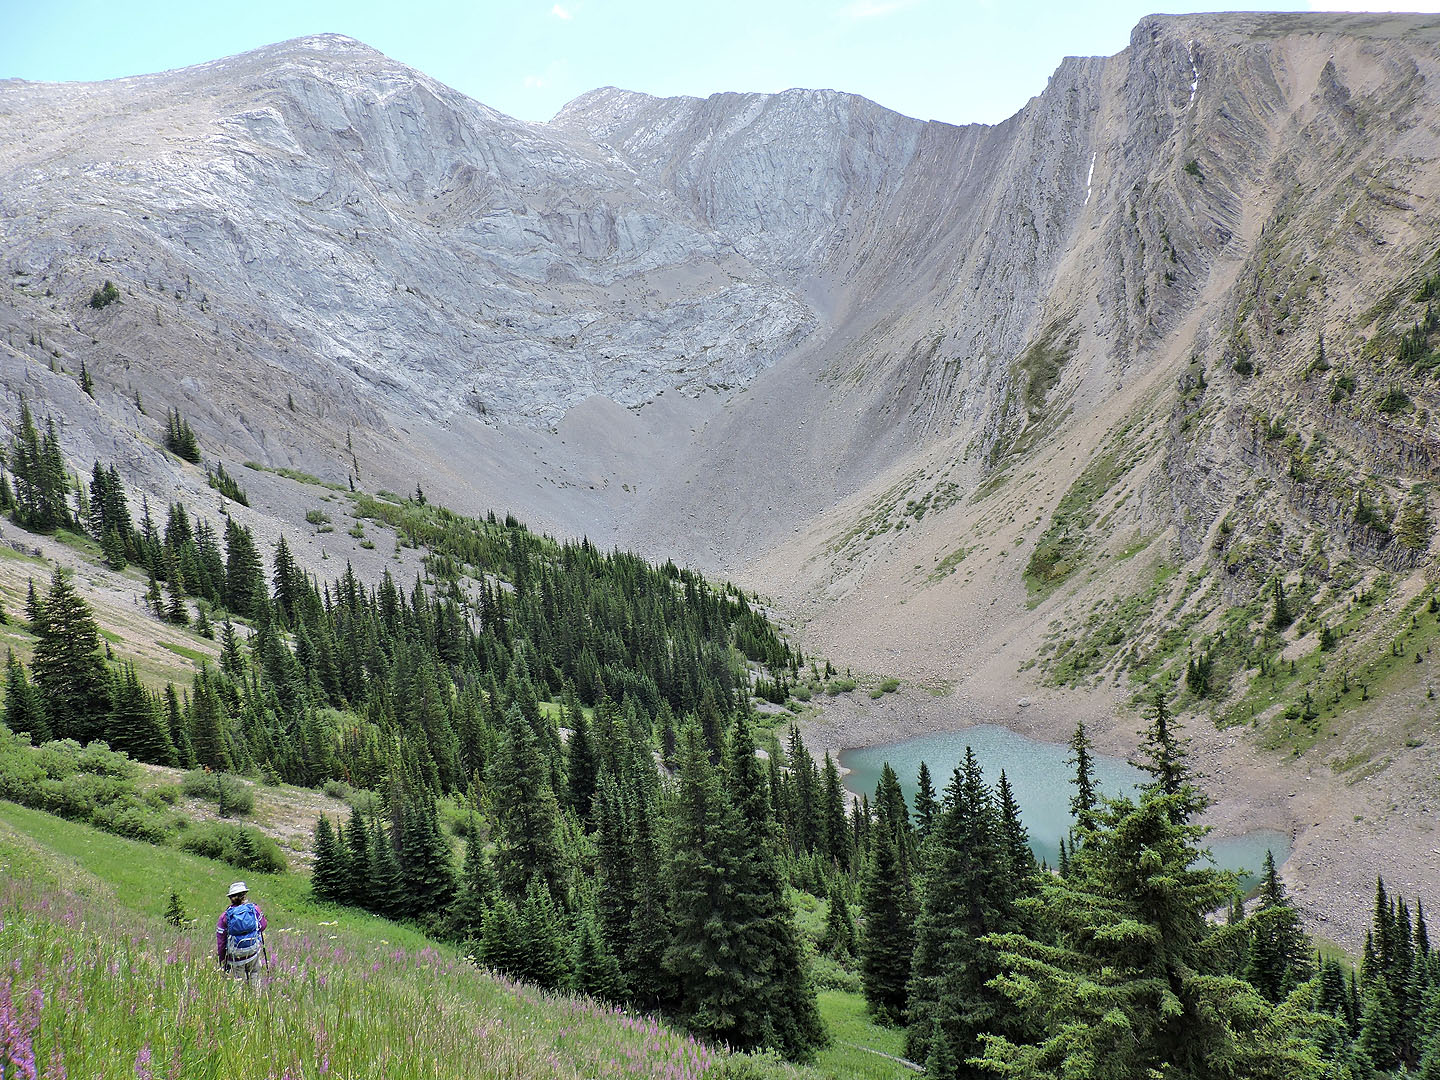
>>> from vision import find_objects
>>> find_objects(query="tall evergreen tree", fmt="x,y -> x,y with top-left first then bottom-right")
566,701 -> 598,820
626,763 -> 676,1011
450,828 -> 496,943
30,569 -> 109,743
487,706 -> 567,903
106,663 -> 176,765
1067,719 -> 1098,832
188,666 -> 232,771
860,809 -> 913,1024
724,712 -> 825,1059
223,519 -> 265,618
995,770 -> 1038,897
3,649 -> 50,742
914,760 -> 939,839
574,902 -> 625,1003
979,784 -> 1320,1079
1135,690 -> 1195,804
311,815 -> 344,903
905,750 -> 1015,1073
820,752 -> 851,870
1242,850 -> 1314,1003
517,875 -> 572,991
820,880 -> 857,959
402,795 -> 456,918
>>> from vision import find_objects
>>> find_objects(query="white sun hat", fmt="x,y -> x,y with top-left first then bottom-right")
227,881 -> 249,897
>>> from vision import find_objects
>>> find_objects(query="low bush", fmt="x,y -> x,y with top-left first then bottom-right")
179,821 -> 287,873
0,734 -> 175,842
180,769 -> 255,816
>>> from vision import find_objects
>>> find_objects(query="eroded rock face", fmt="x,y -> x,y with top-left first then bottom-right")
2,15 -> 1439,568
0,34 -> 818,431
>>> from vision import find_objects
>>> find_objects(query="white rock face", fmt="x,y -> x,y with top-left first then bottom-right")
0,35 -> 817,426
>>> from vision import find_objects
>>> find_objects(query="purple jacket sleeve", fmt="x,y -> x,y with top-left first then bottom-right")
216,909 -> 228,962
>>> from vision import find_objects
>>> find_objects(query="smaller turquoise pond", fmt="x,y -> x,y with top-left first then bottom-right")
839,725 -> 1291,880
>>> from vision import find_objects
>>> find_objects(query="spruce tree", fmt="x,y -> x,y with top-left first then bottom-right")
451,829 -> 497,943
1067,719 -> 1098,832
820,752 -> 851,870
30,569 -> 110,743
566,701 -> 598,819
163,684 -> 195,768
592,770 -> 637,975
3,649 -> 50,742
311,815 -> 343,903
401,796 -> 456,918
487,706 -> 567,903
574,904 -> 625,1003
163,890 -> 187,927
914,760 -> 938,839
188,666 -> 232,770
627,763 -> 676,1011
978,783 -> 1318,1078
223,519 -> 265,618
860,810 -> 913,1024
478,897 -> 526,979
518,875 -> 572,990
820,880 -> 857,959
722,712 -> 826,1060
995,770 -> 1038,897
905,750 -> 1015,1072
1242,850 -> 1313,1003
368,825 -> 406,919
665,720 -> 746,1045
344,806 -> 371,885
106,663 -> 177,765
1134,689 -> 1197,809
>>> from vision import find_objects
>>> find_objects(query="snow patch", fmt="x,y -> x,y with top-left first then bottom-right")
1187,40 -> 1199,107
1083,151 -> 1096,206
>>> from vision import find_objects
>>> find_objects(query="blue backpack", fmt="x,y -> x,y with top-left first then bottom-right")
226,902 -> 262,961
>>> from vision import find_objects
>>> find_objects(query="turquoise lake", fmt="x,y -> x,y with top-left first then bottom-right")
839,725 -> 1291,881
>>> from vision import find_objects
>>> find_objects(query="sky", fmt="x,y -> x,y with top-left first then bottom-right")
1,1 -> 1436,126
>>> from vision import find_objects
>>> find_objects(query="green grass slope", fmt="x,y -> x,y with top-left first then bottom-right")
0,800 -> 911,1080
0,800 -> 719,1080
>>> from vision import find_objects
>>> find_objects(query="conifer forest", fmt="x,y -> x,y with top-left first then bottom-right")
2,396 -> 1438,1078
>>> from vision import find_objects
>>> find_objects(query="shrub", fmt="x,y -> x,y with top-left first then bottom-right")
181,770 -> 255,816
179,821 -> 287,873
825,678 -> 857,696
0,734 -> 175,842
321,779 -> 353,801
807,952 -> 862,992
88,280 -> 120,308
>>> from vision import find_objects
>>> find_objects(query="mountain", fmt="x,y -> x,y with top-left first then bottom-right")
3,13 -> 1440,939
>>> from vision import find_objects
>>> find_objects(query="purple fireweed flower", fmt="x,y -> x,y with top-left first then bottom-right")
134,1043 -> 153,1080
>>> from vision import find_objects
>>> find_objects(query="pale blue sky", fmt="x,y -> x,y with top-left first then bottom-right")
1,1 -> 1430,126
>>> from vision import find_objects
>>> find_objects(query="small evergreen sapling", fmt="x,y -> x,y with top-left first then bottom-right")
163,890 -> 187,927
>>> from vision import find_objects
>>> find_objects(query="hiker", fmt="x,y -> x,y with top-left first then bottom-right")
217,880 -> 266,986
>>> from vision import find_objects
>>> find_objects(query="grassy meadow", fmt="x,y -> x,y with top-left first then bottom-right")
0,800 -> 909,1080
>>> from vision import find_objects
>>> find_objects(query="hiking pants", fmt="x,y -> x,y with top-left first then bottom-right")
225,951 -> 263,988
